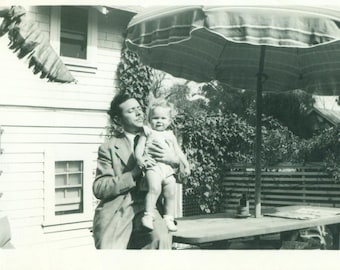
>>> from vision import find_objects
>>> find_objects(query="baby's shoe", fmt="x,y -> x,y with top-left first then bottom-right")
141,212 -> 154,230
163,215 -> 177,232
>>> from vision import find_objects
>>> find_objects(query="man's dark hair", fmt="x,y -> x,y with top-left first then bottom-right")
107,93 -> 133,121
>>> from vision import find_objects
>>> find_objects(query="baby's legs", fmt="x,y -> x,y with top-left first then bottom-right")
145,169 -> 162,214
142,169 -> 178,232
142,169 -> 162,230
162,175 -> 177,232
162,175 -> 176,217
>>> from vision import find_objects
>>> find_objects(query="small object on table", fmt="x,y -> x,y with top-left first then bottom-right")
236,193 -> 251,218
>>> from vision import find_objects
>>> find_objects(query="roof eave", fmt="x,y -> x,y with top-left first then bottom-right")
96,5 -> 144,15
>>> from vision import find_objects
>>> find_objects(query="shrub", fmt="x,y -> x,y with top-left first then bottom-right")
181,111 -> 255,213
261,115 -> 301,165
180,111 -> 338,214
117,47 -> 153,109
293,126 -> 340,181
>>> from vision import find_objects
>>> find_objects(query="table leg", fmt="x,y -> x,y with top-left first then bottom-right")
280,226 -> 338,250
329,224 -> 340,250
253,236 -> 260,248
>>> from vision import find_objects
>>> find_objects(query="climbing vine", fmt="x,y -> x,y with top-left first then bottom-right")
116,47 -> 153,110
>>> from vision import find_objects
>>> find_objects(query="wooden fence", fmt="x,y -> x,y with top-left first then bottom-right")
223,163 -> 340,212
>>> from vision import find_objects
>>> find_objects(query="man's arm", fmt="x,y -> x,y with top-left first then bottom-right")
147,139 -> 180,168
92,143 -> 141,201
172,139 -> 191,176
135,135 -> 147,167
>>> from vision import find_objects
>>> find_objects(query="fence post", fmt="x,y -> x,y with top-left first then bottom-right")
302,166 -> 306,204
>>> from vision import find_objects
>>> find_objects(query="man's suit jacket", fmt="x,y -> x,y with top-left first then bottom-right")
92,134 -> 139,249
93,134 -> 137,201
92,134 -> 172,249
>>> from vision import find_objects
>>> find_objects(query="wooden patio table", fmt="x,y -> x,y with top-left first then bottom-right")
172,205 -> 340,249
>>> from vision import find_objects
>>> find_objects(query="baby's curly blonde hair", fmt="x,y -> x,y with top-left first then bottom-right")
146,97 -> 177,123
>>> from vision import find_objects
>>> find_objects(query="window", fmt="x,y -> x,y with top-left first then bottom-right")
43,146 -> 94,228
50,6 -> 97,72
60,7 -> 88,59
55,161 -> 84,215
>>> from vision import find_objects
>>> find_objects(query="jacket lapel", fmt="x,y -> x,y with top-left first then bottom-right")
114,136 -> 132,166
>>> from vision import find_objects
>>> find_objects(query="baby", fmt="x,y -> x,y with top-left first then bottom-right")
135,99 -> 190,231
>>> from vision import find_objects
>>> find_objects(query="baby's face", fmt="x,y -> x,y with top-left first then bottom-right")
149,107 -> 172,131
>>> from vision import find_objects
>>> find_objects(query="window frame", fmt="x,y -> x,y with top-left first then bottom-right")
50,6 -> 98,73
43,146 -> 93,227
54,160 -> 84,215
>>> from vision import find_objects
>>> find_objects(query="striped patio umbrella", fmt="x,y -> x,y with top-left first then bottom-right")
126,5 -> 340,217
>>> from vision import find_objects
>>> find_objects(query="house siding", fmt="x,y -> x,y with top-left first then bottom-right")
0,6 -> 132,249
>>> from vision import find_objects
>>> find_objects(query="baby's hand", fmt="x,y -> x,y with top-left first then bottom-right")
136,157 -> 145,168
180,166 -> 191,178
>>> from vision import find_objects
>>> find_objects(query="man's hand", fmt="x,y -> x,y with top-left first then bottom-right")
147,139 -> 180,167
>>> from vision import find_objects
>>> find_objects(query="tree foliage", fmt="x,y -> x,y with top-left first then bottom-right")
117,47 -> 153,109
179,109 -> 306,213
262,90 -> 315,138
181,111 -> 255,213
293,126 -> 340,182
173,81 -> 338,215
202,81 -> 255,118
202,81 -> 315,138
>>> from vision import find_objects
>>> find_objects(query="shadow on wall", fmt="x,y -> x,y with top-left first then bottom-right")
0,194 -> 15,248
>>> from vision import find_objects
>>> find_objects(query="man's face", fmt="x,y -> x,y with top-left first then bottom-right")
118,98 -> 144,133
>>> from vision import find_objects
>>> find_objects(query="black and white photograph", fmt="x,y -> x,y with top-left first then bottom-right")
0,1 -> 339,269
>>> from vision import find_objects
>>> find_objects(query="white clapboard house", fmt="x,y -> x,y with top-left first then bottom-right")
0,5 -> 144,249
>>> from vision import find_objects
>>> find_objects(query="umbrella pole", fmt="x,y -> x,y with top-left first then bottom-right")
255,45 -> 266,218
